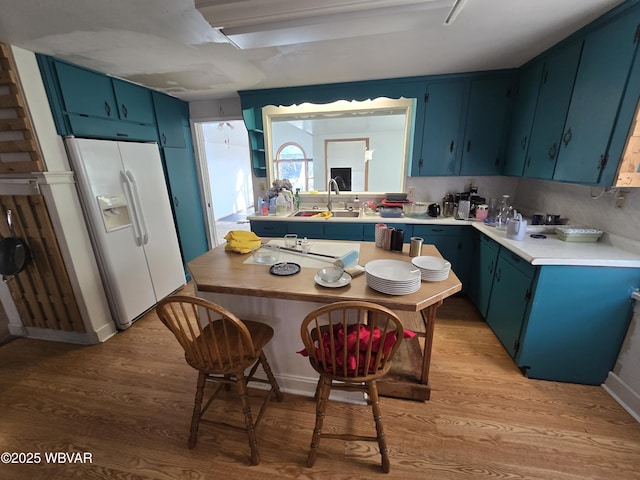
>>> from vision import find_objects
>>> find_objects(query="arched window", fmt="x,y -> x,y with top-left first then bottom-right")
275,142 -> 314,191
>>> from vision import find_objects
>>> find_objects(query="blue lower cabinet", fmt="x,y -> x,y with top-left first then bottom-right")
516,265 -> 640,385
288,222 -> 324,239
468,231 -> 500,316
324,222 -> 365,240
485,249 -> 537,358
412,224 -> 471,290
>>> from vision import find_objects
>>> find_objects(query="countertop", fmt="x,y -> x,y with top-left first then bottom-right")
249,211 -> 640,269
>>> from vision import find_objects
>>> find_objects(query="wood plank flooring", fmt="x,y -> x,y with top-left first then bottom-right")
1,288 -> 639,479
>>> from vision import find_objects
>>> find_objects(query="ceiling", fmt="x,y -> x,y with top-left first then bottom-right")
0,0 -> 627,102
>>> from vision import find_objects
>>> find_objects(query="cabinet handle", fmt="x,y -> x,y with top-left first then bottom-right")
431,228 -> 444,232
121,104 -> 128,118
548,142 -> 557,160
466,140 -> 471,152
104,101 -> 111,117
520,136 -> 527,150
510,253 -> 521,263
562,128 -> 572,147
489,260 -> 494,274
174,196 -> 179,207
495,267 -> 501,282
449,140 -> 454,153
162,133 -> 167,145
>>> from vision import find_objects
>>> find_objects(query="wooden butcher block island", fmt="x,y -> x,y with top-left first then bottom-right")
187,239 -> 462,401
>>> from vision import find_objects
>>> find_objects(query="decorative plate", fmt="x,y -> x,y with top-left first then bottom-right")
269,262 -> 301,276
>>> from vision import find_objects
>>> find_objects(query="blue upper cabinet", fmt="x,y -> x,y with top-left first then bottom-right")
54,61 -> 118,119
152,91 -> 188,148
503,60 -> 543,176
112,79 -> 156,125
460,73 -> 514,175
553,9 -> 640,184
39,57 -> 157,141
523,40 -> 583,180
412,71 -> 514,177
413,80 -> 467,176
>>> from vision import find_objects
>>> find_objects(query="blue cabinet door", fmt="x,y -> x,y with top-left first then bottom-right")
324,223 -> 365,240
112,79 -> 155,125
162,145 -> 209,264
486,250 -> 536,358
414,80 -> 467,176
153,92 -> 187,148
54,61 -> 118,120
503,61 -> 543,176
460,73 -> 514,175
518,265 -> 640,384
524,40 -> 583,180
553,11 -> 640,184
469,233 -> 500,317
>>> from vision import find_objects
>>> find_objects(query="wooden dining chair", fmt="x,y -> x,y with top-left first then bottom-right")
299,300 -> 405,473
156,295 -> 283,466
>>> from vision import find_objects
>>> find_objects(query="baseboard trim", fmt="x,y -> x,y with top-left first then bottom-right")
603,372 -> 640,423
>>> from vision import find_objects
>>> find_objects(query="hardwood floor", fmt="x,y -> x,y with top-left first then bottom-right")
1,289 -> 639,479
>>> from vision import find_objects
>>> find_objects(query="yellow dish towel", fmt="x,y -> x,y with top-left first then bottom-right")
311,211 -> 333,218
224,230 -> 262,253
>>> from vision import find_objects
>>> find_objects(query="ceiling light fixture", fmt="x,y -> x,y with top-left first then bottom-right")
444,0 -> 467,25
197,0 -> 455,49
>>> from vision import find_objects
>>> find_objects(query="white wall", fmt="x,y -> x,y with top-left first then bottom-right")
201,120 -> 253,220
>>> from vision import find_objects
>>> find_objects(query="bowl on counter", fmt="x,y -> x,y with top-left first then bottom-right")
317,265 -> 344,283
402,202 -> 428,217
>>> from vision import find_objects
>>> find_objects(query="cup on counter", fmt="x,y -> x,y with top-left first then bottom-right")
284,233 -> 298,247
545,214 -> 561,225
531,214 -> 545,225
475,204 -> 488,221
375,223 -> 387,248
409,237 -> 423,257
390,229 -> 404,251
382,226 -> 395,251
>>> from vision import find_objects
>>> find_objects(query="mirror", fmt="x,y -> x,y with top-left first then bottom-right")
262,97 -> 415,193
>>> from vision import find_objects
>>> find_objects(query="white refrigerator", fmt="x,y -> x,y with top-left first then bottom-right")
65,137 -> 186,329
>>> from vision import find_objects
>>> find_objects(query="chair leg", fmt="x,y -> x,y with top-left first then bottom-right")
368,381 -> 390,473
189,372 -> 207,449
308,375 -> 331,468
236,374 -> 260,466
259,351 -> 283,402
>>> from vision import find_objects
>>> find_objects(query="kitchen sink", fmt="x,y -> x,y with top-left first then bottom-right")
292,210 -> 360,218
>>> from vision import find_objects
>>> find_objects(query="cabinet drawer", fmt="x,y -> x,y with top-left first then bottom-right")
250,221 -> 287,237
67,114 -> 158,142
499,248 -> 537,278
412,225 -> 465,237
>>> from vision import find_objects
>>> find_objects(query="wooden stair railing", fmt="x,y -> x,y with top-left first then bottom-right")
0,43 -> 44,173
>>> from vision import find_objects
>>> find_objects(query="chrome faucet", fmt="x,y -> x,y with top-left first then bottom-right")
327,178 -> 340,212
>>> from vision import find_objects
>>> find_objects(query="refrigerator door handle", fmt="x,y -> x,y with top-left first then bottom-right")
126,170 -> 149,246
120,171 -> 143,247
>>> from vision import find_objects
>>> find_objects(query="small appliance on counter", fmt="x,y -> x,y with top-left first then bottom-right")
454,188 -> 485,219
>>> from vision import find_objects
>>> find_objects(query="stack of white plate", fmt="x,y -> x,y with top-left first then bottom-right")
364,259 -> 421,295
411,256 -> 451,282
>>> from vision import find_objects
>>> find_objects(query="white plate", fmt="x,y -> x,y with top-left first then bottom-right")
411,256 -> 450,271
364,259 -> 421,282
315,272 -> 352,288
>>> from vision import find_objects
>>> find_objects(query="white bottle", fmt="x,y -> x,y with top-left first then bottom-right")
275,192 -> 287,216
354,195 -> 361,212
